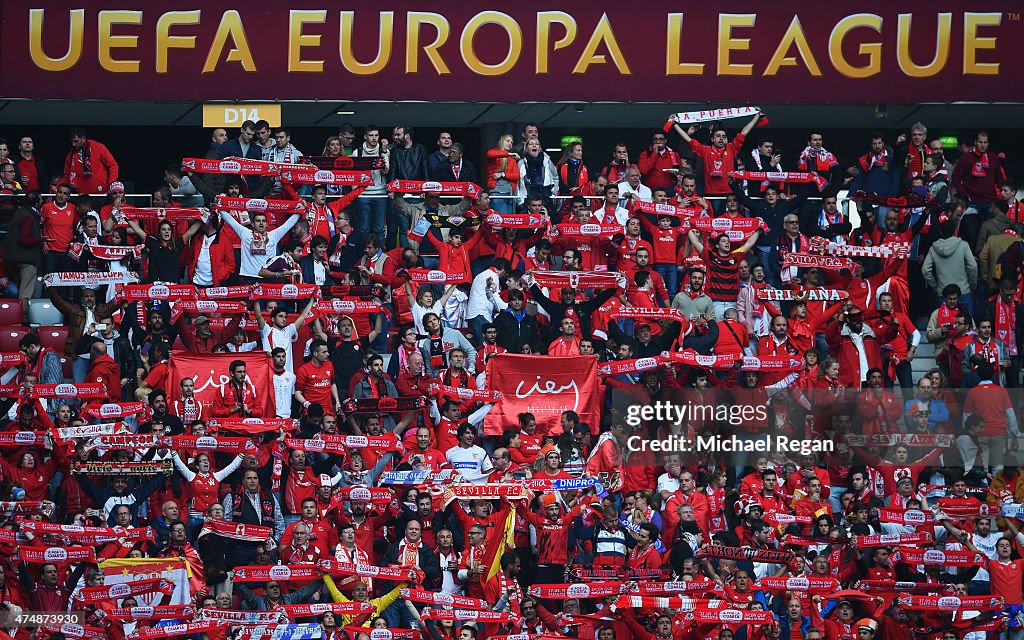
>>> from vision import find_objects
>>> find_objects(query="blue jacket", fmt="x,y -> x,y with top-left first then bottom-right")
850,145 -> 900,196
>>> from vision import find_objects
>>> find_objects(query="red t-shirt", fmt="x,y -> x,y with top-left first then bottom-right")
989,556 -> 1024,605
689,133 -> 746,195
41,201 -> 76,252
295,360 -> 335,409
964,382 -> 1012,437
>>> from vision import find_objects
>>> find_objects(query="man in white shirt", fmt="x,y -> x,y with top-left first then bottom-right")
445,424 -> 493,484
254,298 -> 316,375
617,166 -> 652,205
270,347 -> 296,419
221,209 -> 301,282
466,258 -> 510,347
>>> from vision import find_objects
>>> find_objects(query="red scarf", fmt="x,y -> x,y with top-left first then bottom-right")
936,303 -> 958,328
858,148 -> 890,172
970,148 -> 990,176
995,294 -> 1018,356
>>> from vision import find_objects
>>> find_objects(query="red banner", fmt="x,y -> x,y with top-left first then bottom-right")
4,6 -> 1019,103
484,354 -> 600,437
167,351 -> 275,420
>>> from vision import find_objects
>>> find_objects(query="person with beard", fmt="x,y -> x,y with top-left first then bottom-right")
45,285 -> 120,382
826,306 -> 898,390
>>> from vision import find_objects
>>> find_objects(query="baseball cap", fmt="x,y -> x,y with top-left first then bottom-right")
194,316 -> 211,325
910,401 -> 929,416
856,619 -> 877,632
837,600 -> 854,608
109,181 -> 125,194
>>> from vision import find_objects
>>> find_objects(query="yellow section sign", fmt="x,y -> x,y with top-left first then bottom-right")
202,104 -> 281,128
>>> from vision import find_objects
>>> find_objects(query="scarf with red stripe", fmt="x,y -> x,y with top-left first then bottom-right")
899,595 -> 1003,611
182,156 -> 279,175
891,549 -> 985,567
120,206 -> 207,222
388,180 -> 481,198
530,270 -> 621,290
280,168 -> 373,186
781,253 -> 854,271
858,148 -> 890,172
77,578 -> 173,604
214,196 -> 304,214
730,171 -> 827,191
407,268 -> 470,284
797,146 -> 839,172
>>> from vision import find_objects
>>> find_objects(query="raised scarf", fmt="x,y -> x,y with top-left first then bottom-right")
388,179 -> 481,198
891,548 -> 985,567
858,148 -> 890,172
530,269 -> 620,289
731,170 -> 827,191
215,196 -> 304,214
781,253 -> 854,271
182,156 -> 278,175
662,106 -> 760,132
899,595 -> 1003,611
280,167 -> 373,186
798,146 -> 838,171
407,268 -> 470,284
43,271 -> 137,286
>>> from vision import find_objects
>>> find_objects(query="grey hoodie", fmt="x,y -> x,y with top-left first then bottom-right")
923,236 -> 978,295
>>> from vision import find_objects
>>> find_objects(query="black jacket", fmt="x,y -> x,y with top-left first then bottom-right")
730,181 -> 806,247
432,159 -> 479,186
298,254 -> 336,288
493,307 -> 539,351
389,143 -> 430,181
529,285 -> 617,343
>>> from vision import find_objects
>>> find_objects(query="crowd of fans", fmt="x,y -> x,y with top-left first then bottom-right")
0,112 -> 1020,640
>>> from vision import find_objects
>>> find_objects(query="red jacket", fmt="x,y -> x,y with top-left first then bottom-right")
186,232 -> 237,286
825,320 -> 897,389
212,380 -> 264,418
952,147 -> 1005,205
637,146 -> 681,190
63,139 -> 118,195
86,354 -> 121,403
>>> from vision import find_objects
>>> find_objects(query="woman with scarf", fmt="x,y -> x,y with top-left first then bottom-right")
556,142 -> 588,196
124,218 -> 204,283
486,134 -> 521,215
517,140 -> 559,212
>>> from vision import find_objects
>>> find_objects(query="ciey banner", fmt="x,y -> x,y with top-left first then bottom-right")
166,350 -> 276,421
0,2 -> 1019,102
484,353 -> 600,437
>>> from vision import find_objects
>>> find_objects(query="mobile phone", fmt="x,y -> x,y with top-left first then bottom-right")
95,323 -> 107,331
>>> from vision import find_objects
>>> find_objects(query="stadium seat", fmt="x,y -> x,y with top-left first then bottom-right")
0,326 -> 29,352
38,326 -> 69,353
0,300 -> 22,326
27,299 -> 63,327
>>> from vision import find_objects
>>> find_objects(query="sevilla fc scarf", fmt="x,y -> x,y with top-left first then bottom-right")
692,609 -> 775,625
798,146 -> 839,171
731,171 -> 828,191
120,283 -> 198,302
329,486 -> 394,505
70,460 -> 171,475
182,156 -> 279,175
529,583 -> 623,599
0,431 -> 45,448
388,180 -> 481,198
161,435 -> 251,454
207,417 -> 298,434
530,270 -> 621,290
554,222 -> 622,237
756,576 -> 840,593
342,396 -> 426,415
420,609 -> 514,623
779,534 -> 839,547
380,469 -> 460,485
198,518 -> 273,542
130,621 -> 226,640
891,549 -> 986,566
83,402 -> 146,419
661,349 -> 801,372
853,532 -> 933,547
322,433 -> 403,451
400,588 -> 491,611
214,196 -> 305,214
68,243 -> 144,261
55,422 -> 123,440
859,580 -> 955,594
20,546 -> 95,564
77,578 -> 173,604
662,106 -> 760,132
684,217 -> 766,240
0,352 -> 24,367
83,433 -> 158,453
696,544 -> 795,566
343,627 -> 420,640
633,200 -> 701,221
199,609 -> 284,624
283,602 -> 376,618
299,155 -> 386,171
406,268 -> 470,284
764,513 -> 813,529
251,283 -> 319,299
858,149 -> 890,172
108,605 -> 195,621
877,509 -> 932,526
284,438 -> 349,456
899,595 -> 1004,611
429,383 -> 502,403
598,356 -> 663,377
196,285 -> 254,299
614,595 -> 713,611
232,564 -> 320,583
43,271 -> 137,287
236,625 -> 322,640
781,253 -> 855,271
39,625 -> 106,640
0,383 -> 106,399
280,167 -> 373,186
319,559 -> 420,582
853,190 -> 932,209
0,501 -> 54,517
315,299 -> 384,316
441,483 -> 529,506
808,237 -> 909,259
757,288 -> 848,302
610,307 -> 686,322
20,521 -> 153,543
486,213 -> 544,228
120,206 -> 207,222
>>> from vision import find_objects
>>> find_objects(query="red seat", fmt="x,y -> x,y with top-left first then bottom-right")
38,326 -> 69,353
0,326 -> 29,352
0,300 -> 22,326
